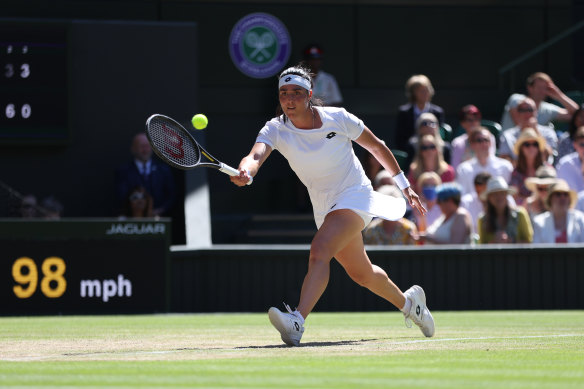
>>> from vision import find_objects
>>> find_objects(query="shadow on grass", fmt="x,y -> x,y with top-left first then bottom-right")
235,338 -> 381,349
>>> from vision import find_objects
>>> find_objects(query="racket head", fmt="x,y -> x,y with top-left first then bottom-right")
145,114 -> 201,170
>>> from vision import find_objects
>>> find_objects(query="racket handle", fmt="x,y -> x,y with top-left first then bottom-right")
219,163 -> 253,185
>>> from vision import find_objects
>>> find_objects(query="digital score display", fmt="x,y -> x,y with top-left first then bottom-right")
1,219 -> 171,315
0,21 -> 69,143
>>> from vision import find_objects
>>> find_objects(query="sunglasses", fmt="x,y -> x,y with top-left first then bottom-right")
472,137 -> 489,144
522,141 -> 539,148
553,192 -> 570,198
420,120 -> 437,128
462,116 -> 480,122
517,107 -> 534,113
130,192 -> 145,201
536,186 -> 549,192
420,144 -> 436,151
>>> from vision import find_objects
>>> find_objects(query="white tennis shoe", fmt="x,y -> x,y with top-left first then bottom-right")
268,303 -> 304,346
403,285 -> 435,337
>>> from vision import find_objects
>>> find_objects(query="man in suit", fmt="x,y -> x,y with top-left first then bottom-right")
115,133 -> 175,216
395,74 -> 445,151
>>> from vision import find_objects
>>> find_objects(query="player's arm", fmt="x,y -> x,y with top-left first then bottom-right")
231,142 -> 272,187
355,126 -> 426,215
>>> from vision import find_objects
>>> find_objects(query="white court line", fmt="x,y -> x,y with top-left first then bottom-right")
2,334 -> 582,361
386,333 -> 582,345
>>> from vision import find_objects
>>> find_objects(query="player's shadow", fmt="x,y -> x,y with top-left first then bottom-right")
235,338 -> 380,349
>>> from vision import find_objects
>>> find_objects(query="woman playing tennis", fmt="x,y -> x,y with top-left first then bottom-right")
230,65 -> 435,346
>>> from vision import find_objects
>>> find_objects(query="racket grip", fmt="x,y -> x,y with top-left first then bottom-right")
220,163 -> 253,185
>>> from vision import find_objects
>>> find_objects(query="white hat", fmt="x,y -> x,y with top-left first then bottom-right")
480,176 -> 516,201
525,165 -> 557,193
545,179 -> 578,209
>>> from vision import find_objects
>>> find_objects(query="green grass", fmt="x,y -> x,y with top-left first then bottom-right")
0,311 -> 583,388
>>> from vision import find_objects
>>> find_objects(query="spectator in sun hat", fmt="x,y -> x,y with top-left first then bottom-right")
477,176 -> 533,244
451,104 -> 497,169
556,126 -> 584,193
302,43 -> 343,106
532,179 -> 584,243
524,165 -> 558,218
509,128 -> 550,205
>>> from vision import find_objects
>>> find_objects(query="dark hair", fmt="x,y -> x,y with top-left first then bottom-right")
473,172 -> 492,186
275,64 -> 323,123
568,105 -> 584,140
483,198 -> 510,235
516,140 -> 544,175
122,186 -> 154,218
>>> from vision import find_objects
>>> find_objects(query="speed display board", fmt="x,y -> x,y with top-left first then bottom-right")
1,219 -> 170,315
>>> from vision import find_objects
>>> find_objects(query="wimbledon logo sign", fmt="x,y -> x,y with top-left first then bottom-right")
229,13 -> 291,79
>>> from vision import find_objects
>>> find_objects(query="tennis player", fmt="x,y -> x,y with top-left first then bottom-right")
230,65 -> 435,346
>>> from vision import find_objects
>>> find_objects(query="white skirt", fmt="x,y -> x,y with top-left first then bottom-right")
312,187 -> 407,229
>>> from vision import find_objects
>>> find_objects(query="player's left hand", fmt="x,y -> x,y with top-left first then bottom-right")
402,187 -> 427,215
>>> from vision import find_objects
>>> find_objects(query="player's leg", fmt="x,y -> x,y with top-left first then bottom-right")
335,233 -> 435,337
268,209 -> 363,346
296,209 -> 365,319
334,234 -> 406,309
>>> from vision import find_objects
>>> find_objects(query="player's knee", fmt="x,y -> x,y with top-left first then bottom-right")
309,243 -> 332,265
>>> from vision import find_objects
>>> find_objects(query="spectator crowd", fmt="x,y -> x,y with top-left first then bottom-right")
364,71 -> 584,245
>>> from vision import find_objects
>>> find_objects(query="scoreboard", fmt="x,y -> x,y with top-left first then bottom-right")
0,20 -> 69,143
1,219 -> 171,315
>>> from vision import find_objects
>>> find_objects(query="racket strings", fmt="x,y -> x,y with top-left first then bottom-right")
147,118 -> 200,168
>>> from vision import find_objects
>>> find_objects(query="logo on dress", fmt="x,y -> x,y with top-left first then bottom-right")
326,132 -> 337,139
229,13 -> 291,79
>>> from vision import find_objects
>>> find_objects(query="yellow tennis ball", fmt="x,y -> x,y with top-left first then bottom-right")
191,114 -> 208,130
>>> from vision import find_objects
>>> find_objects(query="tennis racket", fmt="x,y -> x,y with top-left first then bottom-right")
145,114 -> 252,185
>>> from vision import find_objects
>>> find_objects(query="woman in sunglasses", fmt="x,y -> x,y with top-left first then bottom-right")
509,128 -> 550,205
403,112 -> 452,170
532,179 -> 584,243
407,134 -> 454,195
120,186 -> 154,219
524,165 -> 558,218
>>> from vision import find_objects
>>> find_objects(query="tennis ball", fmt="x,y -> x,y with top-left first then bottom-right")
191,114 -> 208,130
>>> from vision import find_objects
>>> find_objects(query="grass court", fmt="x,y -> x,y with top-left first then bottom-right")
1,311 -> 583,388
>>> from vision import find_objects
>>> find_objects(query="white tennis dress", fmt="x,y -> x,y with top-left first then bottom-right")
256,106 -> 406,229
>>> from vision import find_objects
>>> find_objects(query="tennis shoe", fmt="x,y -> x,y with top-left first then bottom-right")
268,303 -> 304,346
403,285 -> 435,337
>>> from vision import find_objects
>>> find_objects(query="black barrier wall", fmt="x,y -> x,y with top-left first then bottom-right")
170,244 -> 584,312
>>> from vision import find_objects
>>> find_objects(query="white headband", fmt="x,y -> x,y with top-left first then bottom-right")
278,74 -> 311,91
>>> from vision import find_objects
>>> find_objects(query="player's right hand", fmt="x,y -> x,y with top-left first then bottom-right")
230,169 -> 252,187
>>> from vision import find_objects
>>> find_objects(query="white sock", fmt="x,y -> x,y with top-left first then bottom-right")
400,298 -> 412,314
293,310 -> 305,325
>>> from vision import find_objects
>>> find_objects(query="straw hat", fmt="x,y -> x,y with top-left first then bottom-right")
480,176 -> 516,201
544,179 -> 577,209
525,165 -> 557,193
513,127 -> 546,156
